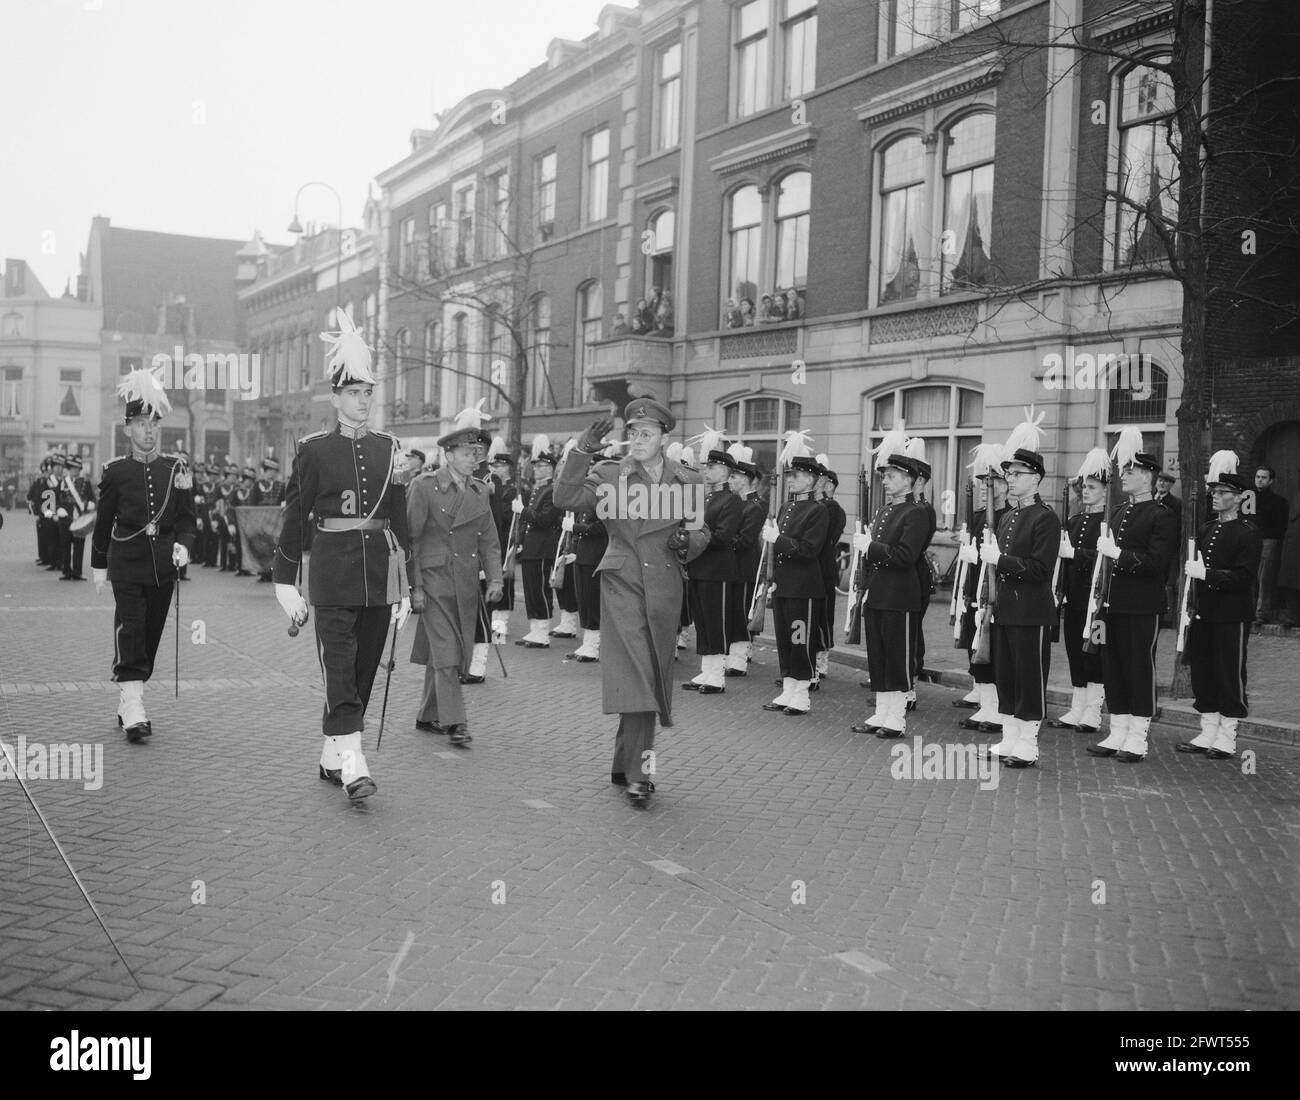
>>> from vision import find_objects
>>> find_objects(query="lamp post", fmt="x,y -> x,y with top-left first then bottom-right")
287,181 -> 344,311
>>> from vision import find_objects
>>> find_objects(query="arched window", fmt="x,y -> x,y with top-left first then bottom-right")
645,209 -> 674,304
1106,360 -> 1170,463
574,281 -> 603,406
1114,57 -> 1176,268
423,320 -> 441,417
720,395 -> 802,509
392,328 -> 410,416
941,113 -> 994,292
528,295 -> 552,410
878,135 -> 925,304
868,383 -> 984,530
727,185 -> 762,306
774,171 -> 810,292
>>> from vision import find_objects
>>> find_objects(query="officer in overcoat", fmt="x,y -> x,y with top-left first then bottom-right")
553,400 -> 709,805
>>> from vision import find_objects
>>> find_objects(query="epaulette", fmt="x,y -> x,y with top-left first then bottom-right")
297,430 -> 329,447
104,455 -> 128,469
371,429 -> 398,443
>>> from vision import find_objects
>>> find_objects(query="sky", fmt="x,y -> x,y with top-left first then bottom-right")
2,0 -> 619,295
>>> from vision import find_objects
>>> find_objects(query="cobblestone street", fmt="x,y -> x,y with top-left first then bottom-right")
2,510 -> 1298,1011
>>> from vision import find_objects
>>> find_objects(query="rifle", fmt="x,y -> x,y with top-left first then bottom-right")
1176,491 -> 1199,654
1049,482 -> 1069,643
1082,455 -> 1121,653
953,477 -> 974,644
549,513 -> 575,588
749,464 -> 785,633
970,479 -> 997,665
844,464 -> 868,645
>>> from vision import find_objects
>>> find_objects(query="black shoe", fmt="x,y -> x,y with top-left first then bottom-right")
319,764 -> 343,786
1005,756 -> 1038,769
415,719 -> 446,733
775,678 -> 783,686
124,722 -> 152,744
859,679 -> 872,689
459,673 -> 485,684
724,668 -> 747,678
951,699 -> 979,709
783,706 -> 808,716
610,771 -> 628,787
548,629 -> 576,638
1115,750 -> 1145,763
1176,741 -> 1209,754
346,776 -> 378,801
45,564 -> 59,570
957,716 -> 986,730
808,681 -> 820,692
681,682 -> 701,691
236,569 -> 253,576
575,655 -> 598,663
448,724 -> 472,746
905,698 -> 917,712
977,721 -> 1003,733
1076,723 -> 1099,733
257,575 -> 273,583
1086,745 -> 1118,757
516,639 -> 549,648
626,782 -> 651,804
849,723 -> 879,734
760,701 -> 787,711
698,684 -> 725,695
1206,748 -> 1235,760
58,574 -> 75,580
875,727 -> 905,739
1047,717 -> 1079,729
72,575 -> 86,581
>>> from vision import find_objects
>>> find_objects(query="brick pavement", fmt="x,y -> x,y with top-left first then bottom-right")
1,509 -> 1297,1011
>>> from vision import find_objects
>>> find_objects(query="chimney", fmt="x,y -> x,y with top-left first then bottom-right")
4,259 -> 27,298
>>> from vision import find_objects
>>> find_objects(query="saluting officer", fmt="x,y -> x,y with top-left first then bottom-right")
850,434 -> 927,738
981,436 -> 1061,768
723,444 -> 767,678
812,457 -> 847,689
760,434 -> 830,718
1049,449 -> 1108,733
1086,446 -> 1178,763
683,432 -> 744,695
90,369 -> 196,742
272,307 -> 413,803
1176,454 -> 1262,760
515,436 -> 560,647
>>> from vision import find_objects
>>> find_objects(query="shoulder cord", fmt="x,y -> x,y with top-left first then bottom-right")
111,464 -> 176,542
326,436 -> 397,533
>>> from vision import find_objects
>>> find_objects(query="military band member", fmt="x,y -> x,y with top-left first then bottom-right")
56,454 -> 95,580
1086,446 -> 1178,763
28,457 -> 58,566
849,434 -> 927,738
554,400 -> 710,805
812,457 -> 847,689
567,488 -> 609,663
760,435 -> 829,718
515,436 -> 560,647
272,307 -> 412,803
982,435 -> 1061,768
682,432 -> 744,694
902,438 -> 936,712
250,457 -> 285,582
408,409 -> 503,747
1049,449 -> 1108,732
724,444 -> 767,677
486,439 -> 519,641
1176,454 -> 1262,759
955,448 -> 1010,730
90,369 -> 196,742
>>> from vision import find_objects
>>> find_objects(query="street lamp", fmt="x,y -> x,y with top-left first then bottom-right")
288,181 -> 344,310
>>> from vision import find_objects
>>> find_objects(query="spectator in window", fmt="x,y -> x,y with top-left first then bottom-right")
784,289 -> 804,321
722,298 -> 742,329
631,299 -> 651,335
654,291 -> 674,336
759,293 -> 786,324
611,312 -> 630,336
739,297 -> 756,327
1253,465 -> 1289,624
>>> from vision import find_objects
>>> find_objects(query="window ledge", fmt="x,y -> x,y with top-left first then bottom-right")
855,52 -> 1004,128
707,123 -> 817,177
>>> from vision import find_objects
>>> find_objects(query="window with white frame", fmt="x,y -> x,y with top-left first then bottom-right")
363,293 -> 377,347
454,185 -> 475,267
878,135 -> 925,304
527,295 -> 552,410
645,209 -> 674,303
450,312 -> 469,412
1,366 -> 21,418
574,282 -> 603,406
58,369 -> 82,418
882,0 -> 1001,60
488,170 -> 510,258
429,201 -> 450,271
774,171 -> 810,292
720,396 -> 802,508
399,216 -> 416,276
423,320 -> 441,417
726,185 -> 763,307
1113,57 -> 1177,269
734,0 -> 770,119
535,151 -> 557,241
392,328 -> 410,416
941,112 -> 994,292
583,128 -> 610,225
868,383 -> 983,530
1105,362 -> 1169,464
655,42 -> 682,151
782,0 -> 817,100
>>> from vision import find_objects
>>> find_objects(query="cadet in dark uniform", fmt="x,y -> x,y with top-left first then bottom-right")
272,307 -> 412,803
850,445 -> 927,738
28,457 -> 57,566
191,463 -> 211,568
683,438 -> 744,694
250,457 -> 285,583
36,457 -> 64,570
227,466 -> 256,576
1176,457 -> 1262,759
567,486 -> 609,663
486,442 -> 519,642
1085,448 -> 1178,762
90,370 -> 196,742
516,437 -> 560,647
813,459 -> 847,688
981,445 -> 1061,767
551,441 -> 583,640
57,454 -> 95,580
724,445 -> 767,677
902,440 -> 935,711
760,439 -> 829,717
1050,449 -> 1108,732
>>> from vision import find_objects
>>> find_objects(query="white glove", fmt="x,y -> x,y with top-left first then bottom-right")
760,520 -> 779,544
853,531 -> 872,553
92,567 -> 107,594
275,583 -> 309,626
172,543 -> 189,568
958,539 -> 979,565
1097,533 -> 1121,560
979,538 -> 1001,566
561,512 -> 575,532
56,508 -> 68,519
511,497 -> 524,514
1185,552 -> 1206,580
1058,532 -> 1075,560
391,596 -> 412,629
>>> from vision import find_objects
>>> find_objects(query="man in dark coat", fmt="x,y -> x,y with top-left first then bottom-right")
813,462 -> 847,688
1176,463 -> 1262,760
724,449 -> 767,677
90,371 -> 196,743
566,492 -> 609,662
902,449 -> 935,710
553,400 -> 709,805
486,448 -> 520,641
683,444 -> 744,694
515,443 -> 561,647
1251,465 -> 1288,623
1276,488 -> 1300,627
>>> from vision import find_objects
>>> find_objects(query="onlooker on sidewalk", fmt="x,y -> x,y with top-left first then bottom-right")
1252,465 -> 1288,623
1276,487 -> 1300,627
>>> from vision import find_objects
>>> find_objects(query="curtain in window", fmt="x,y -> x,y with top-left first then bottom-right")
880,185 -> 921,302
1118,123 -> 1177,266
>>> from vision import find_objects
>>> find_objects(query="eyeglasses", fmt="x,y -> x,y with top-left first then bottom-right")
627,430 -> 659,442
1004,469 -> 1037,478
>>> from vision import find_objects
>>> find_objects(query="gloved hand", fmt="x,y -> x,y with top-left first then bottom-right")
511,496 -> 524,514
486,581 -> 504,605
760,520 -> 779,544
92,567 -> 107,594
1058,532 -> 1075,560
577,417 -> 615,454
56,507 -> 68,519
666,524 -> 690,552
1097,533 -> 1121,560
979,537 -> 1001,566
853,531 -> 872,553
410,587 -> 427,613
391,596 -> 412,629
958,538 -> 979,565
561,512 -> 575,532
172,543 -> 189,568
1185,552 -> 1206,580
275,583 -> 309,626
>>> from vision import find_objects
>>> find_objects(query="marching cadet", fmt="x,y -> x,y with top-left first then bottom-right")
1086,438 -> 1178,763
56,454 -> 95,580
90,369 -> 196,742
954,447 -> 1010,729
760,433 -> 830,717
682,431 -> 744,694
980,413 -> 1061,767
849,430 -> 927,738
566,468 -> 610,663
515,436 -> 560,647
554,400 -> 710,805
724,444 -> 767,678
1176,452 -> 1262,759
408,408 -> 503,747
486,439 -> 519,642
902,438 -> 936,712
812,457 -> 847,690
272,307 -> 412,803
551,439 -> 582,640
1049,449 -> 1108,732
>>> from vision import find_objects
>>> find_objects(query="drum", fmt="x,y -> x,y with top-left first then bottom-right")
69,510 -> 96,536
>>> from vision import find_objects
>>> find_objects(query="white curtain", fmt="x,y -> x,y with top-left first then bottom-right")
879,190 -> 908,297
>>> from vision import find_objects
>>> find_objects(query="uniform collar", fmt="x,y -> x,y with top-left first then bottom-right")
337,422 -> 368,440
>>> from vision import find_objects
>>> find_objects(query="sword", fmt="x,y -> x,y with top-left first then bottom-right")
376,619 -> 399,751
480,592 -> 508,678
174,568 -> 181,698
0,739 -> 143,991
